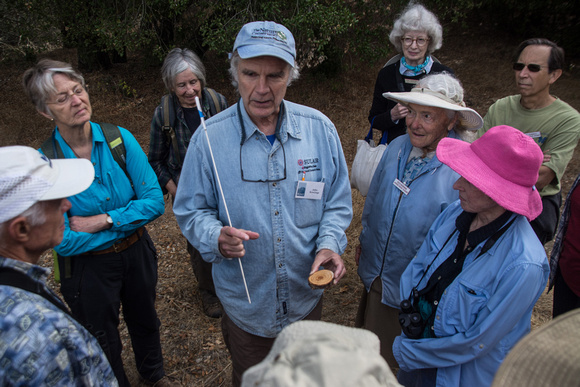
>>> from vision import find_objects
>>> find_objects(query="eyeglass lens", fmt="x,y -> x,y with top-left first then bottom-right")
402,36 -> 428,47
513,63 -> 542,72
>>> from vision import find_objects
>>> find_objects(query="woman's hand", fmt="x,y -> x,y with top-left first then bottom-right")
391,103 -> 409,122
69,214 -> 111,234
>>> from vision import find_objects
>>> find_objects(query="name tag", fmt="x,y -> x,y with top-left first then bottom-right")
295,181 -> 325,200
393,178 -> 410,195
527,131 -> 541,138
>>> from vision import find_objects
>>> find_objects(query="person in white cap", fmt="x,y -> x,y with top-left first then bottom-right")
356,72 -> 482,368
394,126 -> 549,387
174,21 -> 352,386
0,146 -> 118,386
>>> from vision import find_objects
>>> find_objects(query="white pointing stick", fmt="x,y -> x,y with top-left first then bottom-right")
195,96 -> 251,304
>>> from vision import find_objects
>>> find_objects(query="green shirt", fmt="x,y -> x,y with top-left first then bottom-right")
479,95 -> 580,196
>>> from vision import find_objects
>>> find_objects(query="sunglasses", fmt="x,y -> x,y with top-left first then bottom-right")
512,62 -> 545,72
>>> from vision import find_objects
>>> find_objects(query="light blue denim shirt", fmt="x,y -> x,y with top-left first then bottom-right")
393,201 -> 549,387
174,100 -> 352,337
358,133 -> 460,308
39,122 -> 164,256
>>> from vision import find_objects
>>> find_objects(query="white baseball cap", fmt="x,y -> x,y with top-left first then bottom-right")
0,146 -> 94,223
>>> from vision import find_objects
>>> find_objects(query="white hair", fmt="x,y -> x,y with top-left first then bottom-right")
389,2 -> 443,55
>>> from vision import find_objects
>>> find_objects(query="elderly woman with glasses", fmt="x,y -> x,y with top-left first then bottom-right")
356,72 -> 482,368
22,59 -> 178,386
148,48 -> 227,319
368,2 -> 453,144
394,126 -> 549,387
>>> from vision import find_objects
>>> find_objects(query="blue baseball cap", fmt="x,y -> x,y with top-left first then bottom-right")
232,21 -> 296,67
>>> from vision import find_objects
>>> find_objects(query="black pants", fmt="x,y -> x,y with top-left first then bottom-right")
59,230 -> 165,386
530,191 -> 562,245
553,266 -> 580,318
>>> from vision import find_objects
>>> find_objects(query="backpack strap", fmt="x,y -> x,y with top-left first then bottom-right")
98,122 -> 133,188
160,94 -> 181,166
206,88 -> 223,115
40,130 -> 65,159
0,266 -> 73,317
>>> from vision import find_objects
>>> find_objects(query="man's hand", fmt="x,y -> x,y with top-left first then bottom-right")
310,249 -> 346,285
165,179 -> 177,198
69,214 -> 111,234
218,226 -> 260,258
391,103 -> 409,122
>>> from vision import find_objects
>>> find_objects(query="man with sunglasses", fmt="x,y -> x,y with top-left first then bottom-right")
479,38 -> 580,245
173,21 -> 352,386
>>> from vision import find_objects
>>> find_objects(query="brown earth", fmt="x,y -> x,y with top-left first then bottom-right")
1,27 -> 580,386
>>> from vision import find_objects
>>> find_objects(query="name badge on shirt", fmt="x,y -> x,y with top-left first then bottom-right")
527,131 -> 542,139
295,181 -> 325,200
393,178 -> 411,195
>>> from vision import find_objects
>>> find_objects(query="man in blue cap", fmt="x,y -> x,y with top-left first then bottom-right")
174,21 -> 353,386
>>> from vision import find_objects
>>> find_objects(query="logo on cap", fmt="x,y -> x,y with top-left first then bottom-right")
251,28 -> 287,43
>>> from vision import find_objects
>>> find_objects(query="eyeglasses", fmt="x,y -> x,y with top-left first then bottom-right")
512,63 -> 546,72
401,36 -> 430,47
47,85 -> 86,105
240,140 -> 287,183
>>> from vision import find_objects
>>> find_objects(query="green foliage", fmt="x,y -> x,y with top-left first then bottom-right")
0,0 -> 61,61
117,80 -> 138,99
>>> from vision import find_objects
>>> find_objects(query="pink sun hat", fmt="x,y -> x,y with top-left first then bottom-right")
436,125 -> 543,221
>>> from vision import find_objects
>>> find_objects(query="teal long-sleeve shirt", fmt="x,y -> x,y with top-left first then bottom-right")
40,122 -> 164,256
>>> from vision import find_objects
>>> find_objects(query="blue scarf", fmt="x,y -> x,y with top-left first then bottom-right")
401,56 -> 431,76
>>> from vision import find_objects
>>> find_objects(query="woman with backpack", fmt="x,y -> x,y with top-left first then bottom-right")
148,48 -> 228,319
23,59 -> 176,386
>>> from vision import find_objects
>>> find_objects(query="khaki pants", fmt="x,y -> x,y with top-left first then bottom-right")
356,278 -> 401,370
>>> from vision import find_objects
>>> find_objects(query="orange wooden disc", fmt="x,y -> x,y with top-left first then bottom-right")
308,269 -> 334,289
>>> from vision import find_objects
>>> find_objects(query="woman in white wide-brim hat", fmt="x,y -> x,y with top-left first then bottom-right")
395,125 -> 549,387
356,72 -> 482,368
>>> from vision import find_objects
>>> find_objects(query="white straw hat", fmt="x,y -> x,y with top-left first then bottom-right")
0,146 -> 94,223
383,87 -> 483,130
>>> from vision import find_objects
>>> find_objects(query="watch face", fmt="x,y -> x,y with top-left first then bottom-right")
107,215 -> 113,224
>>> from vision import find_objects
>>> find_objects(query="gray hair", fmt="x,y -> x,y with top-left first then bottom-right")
161,48 -> 206,92
0,201 -> 48,240
228,51 -> 300,90
389,2 -> 443,55
22,59 -> 86,116
416,73 -> 473,140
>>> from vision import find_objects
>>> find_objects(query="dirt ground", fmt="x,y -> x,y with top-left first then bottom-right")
1,26 -> 580,386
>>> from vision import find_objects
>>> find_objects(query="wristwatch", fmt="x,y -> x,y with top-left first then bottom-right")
106,214 -> 113,225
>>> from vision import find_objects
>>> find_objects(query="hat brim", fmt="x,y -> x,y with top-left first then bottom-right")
39,158 -> 95,201
436,137 -> 542,221
238,45 -> 295,67
383,91 -> 483,130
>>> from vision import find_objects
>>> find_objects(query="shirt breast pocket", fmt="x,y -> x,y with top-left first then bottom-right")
294,180 -> 324,228
449,279 -> 489,330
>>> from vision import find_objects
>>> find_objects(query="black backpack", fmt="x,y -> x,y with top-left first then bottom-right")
161,88 -> 223,165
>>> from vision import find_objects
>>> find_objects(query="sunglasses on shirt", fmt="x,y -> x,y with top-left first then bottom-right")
512,62 -> 545,72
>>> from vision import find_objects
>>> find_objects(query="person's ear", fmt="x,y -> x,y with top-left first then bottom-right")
38,109 -> 54,121
447,113 -> 459,131
8,217 -> 31,243
549,69 -> 562,85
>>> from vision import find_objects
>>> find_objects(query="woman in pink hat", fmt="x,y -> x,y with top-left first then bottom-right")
393,125 -> 550,387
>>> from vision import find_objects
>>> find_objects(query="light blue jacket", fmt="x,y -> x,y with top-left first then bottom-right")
41,122 -> 165,256
394,201 -> 549,387
358,133 -> 460,307
174,100 -> 352,337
